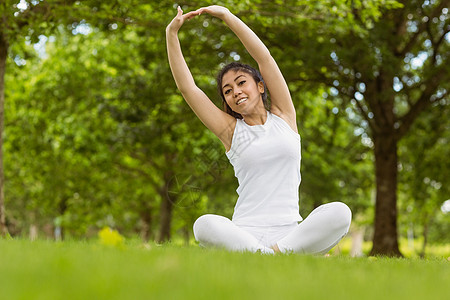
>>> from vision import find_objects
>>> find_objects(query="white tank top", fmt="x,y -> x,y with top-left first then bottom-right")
226,111 -> 302,226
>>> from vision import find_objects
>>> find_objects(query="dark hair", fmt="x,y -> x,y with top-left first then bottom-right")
217,62 -> 269,119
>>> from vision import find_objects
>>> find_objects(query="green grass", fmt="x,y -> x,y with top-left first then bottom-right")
0,239 -> 448,300
329,235 -> 450,258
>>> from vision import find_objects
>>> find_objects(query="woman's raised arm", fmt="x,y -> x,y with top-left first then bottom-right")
166,7 -> 236,150
197,6 -> 297,132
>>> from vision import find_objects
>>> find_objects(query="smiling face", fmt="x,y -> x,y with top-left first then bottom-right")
220,70 -> 265,116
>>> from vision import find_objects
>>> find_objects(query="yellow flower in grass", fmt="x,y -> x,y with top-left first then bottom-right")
98,227 -> 124,247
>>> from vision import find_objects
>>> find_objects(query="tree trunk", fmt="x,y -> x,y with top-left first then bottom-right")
419,220 -> 429,259
57,198 -> 68,240
370,133 -> 402,257
157,171 -> 175,243
182,225 -> 190,246
0,34 -> 8,237
140,207 -> 152,242
157,192 -> 174,243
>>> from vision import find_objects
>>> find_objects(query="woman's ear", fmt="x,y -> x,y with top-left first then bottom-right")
258,81 -> 265,93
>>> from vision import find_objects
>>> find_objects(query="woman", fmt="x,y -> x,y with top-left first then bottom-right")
166,5 -> 351,254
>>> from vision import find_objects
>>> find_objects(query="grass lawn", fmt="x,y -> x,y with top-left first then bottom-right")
0,238 -> 448,300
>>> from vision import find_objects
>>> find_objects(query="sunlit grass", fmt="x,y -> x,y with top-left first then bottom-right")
0,238 -> 448,300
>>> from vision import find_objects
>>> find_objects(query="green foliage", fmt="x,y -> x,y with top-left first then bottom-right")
296,88 -> 374,218
398,103 -> 450,244
5,1 -> 235,239
1,0 -> 448,250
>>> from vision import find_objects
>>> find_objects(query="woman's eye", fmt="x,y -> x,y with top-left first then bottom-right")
224,89 -> 231,95
238,80 -> 246,86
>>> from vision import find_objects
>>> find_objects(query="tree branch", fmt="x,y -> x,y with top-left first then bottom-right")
114,161 -> 160,190
431,27 -> 449,65
397,1 -> 449,56
14,1 -> 76,30
237,10 -> 325,21
353,96 -> 376,132
396,68 -> 448,139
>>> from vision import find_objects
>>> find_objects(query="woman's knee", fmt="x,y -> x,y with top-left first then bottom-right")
193,215 -> 211,240
193,214 -> 228,241
328,202 -> 352,232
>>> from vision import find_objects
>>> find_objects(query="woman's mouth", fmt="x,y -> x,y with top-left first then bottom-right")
236,98 -> 247,105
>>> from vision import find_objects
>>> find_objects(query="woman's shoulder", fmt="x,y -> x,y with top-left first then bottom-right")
269,108 -> 298,134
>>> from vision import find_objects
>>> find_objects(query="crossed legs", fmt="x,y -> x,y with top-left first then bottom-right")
193,202 -> 352,255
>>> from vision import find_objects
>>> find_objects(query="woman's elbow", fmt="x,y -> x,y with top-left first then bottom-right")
177,84 -> 195,95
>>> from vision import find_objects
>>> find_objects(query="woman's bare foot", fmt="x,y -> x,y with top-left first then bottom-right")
272,244 -> 281,254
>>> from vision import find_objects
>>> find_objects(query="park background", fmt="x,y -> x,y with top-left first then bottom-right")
0,0 -> 448,257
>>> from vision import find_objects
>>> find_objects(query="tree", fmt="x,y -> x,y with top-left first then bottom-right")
0,0 -> 146,237
3,1 -> 447,251
333,0 -> 449,256
398,102 -> 449,257
245,0 -> 449,256
5,28 -> 123,238
0,0 -> 90,236
5,1 -> 229,241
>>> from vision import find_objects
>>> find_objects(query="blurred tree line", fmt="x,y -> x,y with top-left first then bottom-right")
0,0 -> 448,256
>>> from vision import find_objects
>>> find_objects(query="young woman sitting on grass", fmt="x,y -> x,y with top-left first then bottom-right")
166,5 -> 351,254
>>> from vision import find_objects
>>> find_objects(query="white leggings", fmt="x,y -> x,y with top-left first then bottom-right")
193,202 -> 352,254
